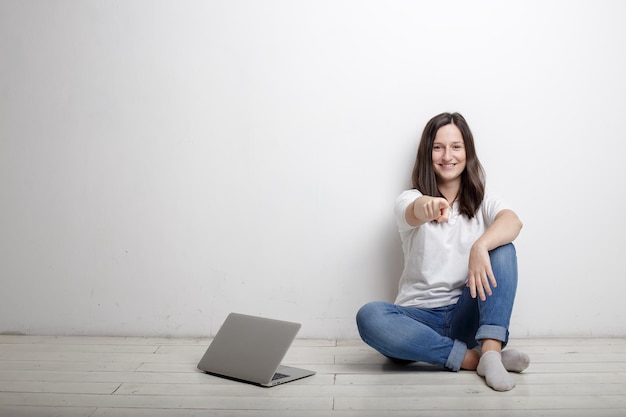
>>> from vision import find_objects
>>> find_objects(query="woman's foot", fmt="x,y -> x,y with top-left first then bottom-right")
472,347 -> 530,372
501,349 -> 530,373
477,350 -> 515,391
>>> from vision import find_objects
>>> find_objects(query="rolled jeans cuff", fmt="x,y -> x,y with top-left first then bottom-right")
476,324 -> 509,347
445,339 -> 467,371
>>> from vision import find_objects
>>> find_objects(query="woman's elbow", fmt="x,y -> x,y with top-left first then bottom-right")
513,213 -> 523,235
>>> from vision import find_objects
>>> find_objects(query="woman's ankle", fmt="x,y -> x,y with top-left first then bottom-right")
481,339 -> 503,353
461,348 -> 479,370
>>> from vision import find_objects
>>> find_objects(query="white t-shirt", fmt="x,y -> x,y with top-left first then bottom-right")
394,189 -> 510,308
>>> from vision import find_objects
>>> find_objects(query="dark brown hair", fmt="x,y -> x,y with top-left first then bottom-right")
411,112 -> 485,218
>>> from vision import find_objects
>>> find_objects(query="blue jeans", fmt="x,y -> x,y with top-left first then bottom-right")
356,243 -> 518,371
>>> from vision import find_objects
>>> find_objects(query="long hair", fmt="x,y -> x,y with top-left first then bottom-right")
411,112 -> 485,219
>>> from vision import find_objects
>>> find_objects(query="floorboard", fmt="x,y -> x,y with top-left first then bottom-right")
1,336 -> 625,417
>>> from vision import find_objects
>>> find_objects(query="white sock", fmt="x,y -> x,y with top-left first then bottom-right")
474,347 -> 530,373
501,349 -> 530,373
477,350 -> 515,391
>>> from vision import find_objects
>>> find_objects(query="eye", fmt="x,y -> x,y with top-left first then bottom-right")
433,145 -> 442,151
453,144 -> 464,150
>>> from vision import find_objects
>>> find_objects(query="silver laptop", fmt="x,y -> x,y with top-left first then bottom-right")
197,312 -> 316,387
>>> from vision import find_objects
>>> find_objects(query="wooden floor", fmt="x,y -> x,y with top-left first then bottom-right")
0,336 -> 625,417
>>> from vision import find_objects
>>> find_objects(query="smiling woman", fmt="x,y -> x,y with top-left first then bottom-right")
356,112 -> 526,392
431,124 -> 466,192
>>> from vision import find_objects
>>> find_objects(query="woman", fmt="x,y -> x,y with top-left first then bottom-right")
356,112 -> 529,391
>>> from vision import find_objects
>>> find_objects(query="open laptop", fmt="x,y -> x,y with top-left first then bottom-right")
197,312 -> 316,387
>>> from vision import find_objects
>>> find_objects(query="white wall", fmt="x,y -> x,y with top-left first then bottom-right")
1,0 -> 625,339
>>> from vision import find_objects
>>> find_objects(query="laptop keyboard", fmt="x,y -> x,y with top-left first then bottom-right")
271,372 -> 289,381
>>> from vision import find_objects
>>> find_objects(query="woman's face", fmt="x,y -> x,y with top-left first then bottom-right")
432,123 -> 466,186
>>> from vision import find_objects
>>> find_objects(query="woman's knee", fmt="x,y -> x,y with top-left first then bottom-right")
356,301 -> 385,326
356,301 -> 393,336
489,243 -> 518,270
488,243 -> 518,289
489,242 -> 515,258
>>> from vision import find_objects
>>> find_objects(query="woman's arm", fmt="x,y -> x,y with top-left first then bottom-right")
467,209 -> 523,300
405,196 -> 451,227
